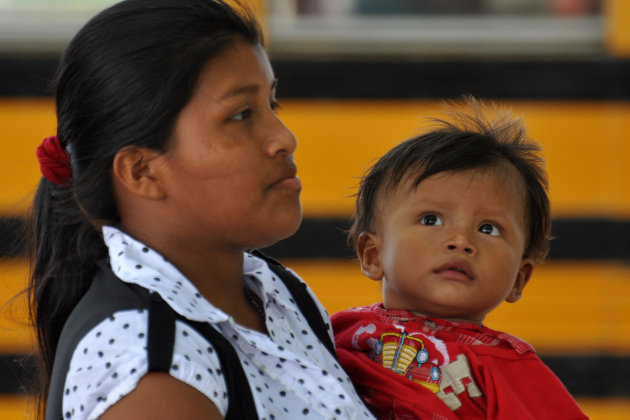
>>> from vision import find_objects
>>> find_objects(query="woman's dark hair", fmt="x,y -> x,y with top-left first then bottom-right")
349,97 -> 550,264
28,0 -> 262,415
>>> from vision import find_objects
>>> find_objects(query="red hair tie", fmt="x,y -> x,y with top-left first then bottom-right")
36,135 -> 72,187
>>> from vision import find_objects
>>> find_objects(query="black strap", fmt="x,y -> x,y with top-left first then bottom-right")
249,250 -> 337,359
147,292 -> 175,373
49,255 -> 329,420
47,264 -> 154,420
184,320 -> 258,420
146,293 -> 256,419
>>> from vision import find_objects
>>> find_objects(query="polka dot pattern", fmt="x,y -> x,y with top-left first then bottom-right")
62,226 -> 376,419
63,310 -> 149,420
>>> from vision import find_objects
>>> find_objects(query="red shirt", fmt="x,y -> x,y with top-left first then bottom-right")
332,304 -> 588,420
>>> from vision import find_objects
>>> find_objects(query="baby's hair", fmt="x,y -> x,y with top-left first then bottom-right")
349,96 -> 550,263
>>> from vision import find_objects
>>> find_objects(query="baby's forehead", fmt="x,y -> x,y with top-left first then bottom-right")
376,162 -> 528,210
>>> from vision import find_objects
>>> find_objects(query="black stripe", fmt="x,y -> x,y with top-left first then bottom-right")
0,56 -> 57,97
264,217 -> 630,261
541,354 -> 630,397
0,353 -> 627,397
264,218 -> 354,260
2,217 -> 629,261
273,58 -> 630,100
2,56 -> 630,99
548,218 -> 630,262
0,353 -> 36,395
0,217 -> 28,258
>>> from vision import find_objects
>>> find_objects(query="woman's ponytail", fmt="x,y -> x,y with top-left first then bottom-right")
28,176 -> 106,414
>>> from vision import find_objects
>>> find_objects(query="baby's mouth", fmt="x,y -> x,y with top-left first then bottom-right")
435,261 -> 475,281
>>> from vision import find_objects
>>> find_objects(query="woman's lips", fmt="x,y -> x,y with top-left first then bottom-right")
272,175 -> 302,191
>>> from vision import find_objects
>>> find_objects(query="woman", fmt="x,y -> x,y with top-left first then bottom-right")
29,1 -> 375,419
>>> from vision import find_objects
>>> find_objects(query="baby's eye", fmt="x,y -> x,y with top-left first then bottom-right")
230,108 -> 252,121
420,214 -> 443,226
479,223 -> 500,236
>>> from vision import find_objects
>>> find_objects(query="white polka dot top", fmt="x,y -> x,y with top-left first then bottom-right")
61,226 -> 375,420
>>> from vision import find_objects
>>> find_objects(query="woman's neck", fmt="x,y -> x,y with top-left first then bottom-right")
119,222 -> 269,331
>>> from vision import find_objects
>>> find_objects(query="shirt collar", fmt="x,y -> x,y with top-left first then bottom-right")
102,225 -> 276,324
372,303 -> 535,355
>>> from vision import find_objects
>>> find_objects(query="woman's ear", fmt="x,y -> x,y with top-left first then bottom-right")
357,232 -> 384,281
112,146 -> 166,200
506,258 -> 534,303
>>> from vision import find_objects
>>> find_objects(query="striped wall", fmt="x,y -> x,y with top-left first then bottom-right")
1,0 -> 630,397
1,95 -> 629,418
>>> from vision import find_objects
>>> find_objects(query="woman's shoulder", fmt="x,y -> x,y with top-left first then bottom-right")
62,308 -> 150,419
56,262 -> 230,419
62,308 -> 230,419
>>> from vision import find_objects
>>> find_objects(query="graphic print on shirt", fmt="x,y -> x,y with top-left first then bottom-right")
362,324 -> 483,411
435,354 -> 482,410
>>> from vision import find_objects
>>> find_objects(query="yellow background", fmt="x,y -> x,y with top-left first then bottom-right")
1,98 -> 629,419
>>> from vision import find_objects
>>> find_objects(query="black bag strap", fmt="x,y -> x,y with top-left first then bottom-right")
183,319 -> 259,420
46,263 -> 155,420
49,254 -> 328,420
147,292 -> 176,373
249,250 -> 337,359
147,291 -> 257,420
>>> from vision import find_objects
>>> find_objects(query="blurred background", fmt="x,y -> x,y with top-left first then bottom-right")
0,0 -> 629,418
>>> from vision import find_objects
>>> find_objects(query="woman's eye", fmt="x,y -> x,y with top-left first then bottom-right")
479,223 -> 500,236
270,99 -> 282,113
230,108 -> 252,121
420,214 -> 443,226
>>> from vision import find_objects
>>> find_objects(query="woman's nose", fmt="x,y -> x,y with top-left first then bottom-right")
265,114 -> 297,157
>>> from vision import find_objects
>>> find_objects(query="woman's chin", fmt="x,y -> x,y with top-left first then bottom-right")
254,212 -> 302,250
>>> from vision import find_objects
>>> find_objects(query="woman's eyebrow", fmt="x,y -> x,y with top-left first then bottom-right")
219,84 -> 259,100
219,79 -> 278,101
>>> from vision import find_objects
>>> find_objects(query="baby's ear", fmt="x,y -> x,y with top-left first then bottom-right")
506,258 -> 534,303
357,232 -> 384,281
112,146 -> 166,200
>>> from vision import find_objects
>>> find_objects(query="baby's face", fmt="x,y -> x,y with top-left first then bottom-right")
361,166 -> 534,323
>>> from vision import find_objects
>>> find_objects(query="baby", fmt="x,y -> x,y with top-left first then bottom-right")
332,99 -> 587,419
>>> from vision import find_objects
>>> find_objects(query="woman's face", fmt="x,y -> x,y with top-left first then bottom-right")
156,40 -> 301,252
